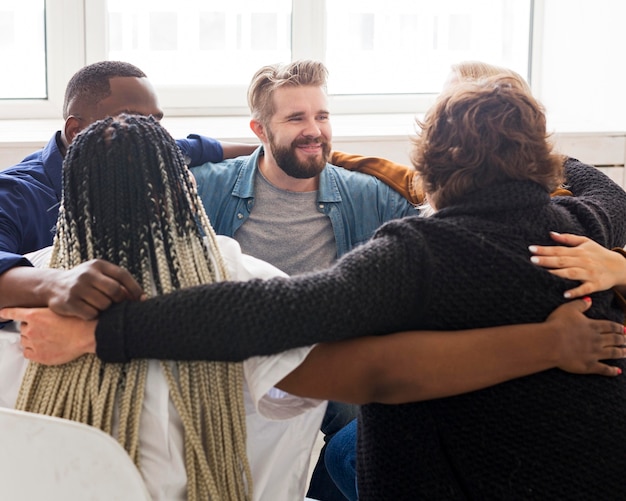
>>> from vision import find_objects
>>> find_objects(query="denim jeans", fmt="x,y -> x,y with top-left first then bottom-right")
324,418 -> 358,501
306,402 -> 358,501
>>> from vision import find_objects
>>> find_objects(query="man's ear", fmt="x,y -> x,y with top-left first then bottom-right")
250,119 -> 267,142
63,116 -> 83,145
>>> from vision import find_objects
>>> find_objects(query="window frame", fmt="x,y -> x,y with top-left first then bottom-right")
0,0 -> 536,119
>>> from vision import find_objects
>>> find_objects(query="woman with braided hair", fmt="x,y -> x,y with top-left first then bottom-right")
5,114 -> 327,501
6,76 -> 626,499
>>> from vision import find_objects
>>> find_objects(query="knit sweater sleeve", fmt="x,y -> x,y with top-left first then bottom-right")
557,158 -> 626,248
95,219 -> 431,363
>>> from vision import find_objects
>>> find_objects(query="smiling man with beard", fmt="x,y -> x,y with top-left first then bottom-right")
190,60 -> 417,500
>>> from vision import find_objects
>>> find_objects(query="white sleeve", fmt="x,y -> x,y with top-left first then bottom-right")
0,322 -> 28,408
214,235 -> 288,281
244,346 -> 325,420
24,246 -> 53,268
0,248 -> 52,408
213,236 -> 324,418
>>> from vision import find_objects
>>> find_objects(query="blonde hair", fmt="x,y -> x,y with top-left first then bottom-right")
247,59 -> 328,125
448,60 -> 532,93
16,115 -> 252,500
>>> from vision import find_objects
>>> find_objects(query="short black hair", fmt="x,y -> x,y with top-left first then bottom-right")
62,61 -> 147,118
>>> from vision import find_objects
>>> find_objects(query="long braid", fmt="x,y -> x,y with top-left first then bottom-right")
16,114 -> 252,500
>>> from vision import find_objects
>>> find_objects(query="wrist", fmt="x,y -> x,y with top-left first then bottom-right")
538,320 -> 565,369
611,248 -> 626,290
83,320 -> 98,354
32,268 -> 58,307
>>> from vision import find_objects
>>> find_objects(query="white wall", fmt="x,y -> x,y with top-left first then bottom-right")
1,116 -> 624,189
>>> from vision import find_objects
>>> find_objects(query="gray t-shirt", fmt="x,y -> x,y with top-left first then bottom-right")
234,170 -> 337,276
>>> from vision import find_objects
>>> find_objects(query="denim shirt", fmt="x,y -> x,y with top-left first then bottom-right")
191,146 -> 418,259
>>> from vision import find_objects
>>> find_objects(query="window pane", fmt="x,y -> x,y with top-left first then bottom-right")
539,0 -> 626,131
325,0 -> 531,95
0,0 -> 46,99
106,0 -> 292,87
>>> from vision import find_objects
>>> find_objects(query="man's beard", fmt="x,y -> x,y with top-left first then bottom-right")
268,133 -> 331,179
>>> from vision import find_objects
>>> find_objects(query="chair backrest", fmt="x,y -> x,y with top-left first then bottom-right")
0,407 -> 151,500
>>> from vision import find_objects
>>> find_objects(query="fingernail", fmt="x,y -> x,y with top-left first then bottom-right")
550,231 -> 561,236
530,256 -> 540,264
617,368 -> 622,375
623,326 -> 626,334
563,292 -> 571,298
582,296 -> 591,303
528,245 -> 538,253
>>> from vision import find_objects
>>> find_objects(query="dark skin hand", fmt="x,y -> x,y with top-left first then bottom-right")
0,260 -> 143,321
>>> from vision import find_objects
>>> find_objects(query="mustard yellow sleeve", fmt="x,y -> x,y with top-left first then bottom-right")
331,151 -> 424,204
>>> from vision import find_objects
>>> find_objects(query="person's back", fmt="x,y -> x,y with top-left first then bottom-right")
12,114 -> 325,500
356,79 -> 626,499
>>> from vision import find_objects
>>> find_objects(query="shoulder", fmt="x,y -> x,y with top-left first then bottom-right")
190,156 -> 253,191
326,164 -> 381,184
0,165 -> 48,198
374,215 -> 427,239
325,164 -> 402,197
0,151 -> 46,179
191,156 -> 248,177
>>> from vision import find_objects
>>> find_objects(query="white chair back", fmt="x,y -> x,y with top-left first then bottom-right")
0,407 -> 151,500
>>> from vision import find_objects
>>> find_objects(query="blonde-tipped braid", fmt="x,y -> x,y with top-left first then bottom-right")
16,114 -> 252,500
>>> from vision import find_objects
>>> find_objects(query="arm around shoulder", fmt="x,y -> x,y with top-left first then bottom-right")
277,299 -> 625,404
331,150 -> 424,204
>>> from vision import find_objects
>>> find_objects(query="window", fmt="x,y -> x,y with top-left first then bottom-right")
0,1 -> 46,99
325,0 -> 530,96
0,0 -> 624,132
93,0 -> 531,114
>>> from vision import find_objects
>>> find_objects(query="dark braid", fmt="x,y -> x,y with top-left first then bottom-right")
18,114 -> 252,500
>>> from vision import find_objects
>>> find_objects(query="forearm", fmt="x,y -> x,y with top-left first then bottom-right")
95,232 -> 425,363
0,265 -> 51,310
562,159 -> 626,246
611,247 -> 626,298
278,323 -> 557,404
220,141 -> 258,159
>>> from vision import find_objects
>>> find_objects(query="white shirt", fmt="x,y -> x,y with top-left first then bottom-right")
0,236 -> 326,501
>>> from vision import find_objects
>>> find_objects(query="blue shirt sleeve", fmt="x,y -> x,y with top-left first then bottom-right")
176,134 -> 224,167
0,251 -> 32,275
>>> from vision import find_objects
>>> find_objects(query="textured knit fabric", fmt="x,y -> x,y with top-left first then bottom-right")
97,159 -> 626,499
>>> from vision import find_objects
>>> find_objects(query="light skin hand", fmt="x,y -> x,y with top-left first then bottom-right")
0,307 -> 96,365
529,232 -> 626,298
0,259 -> 143,321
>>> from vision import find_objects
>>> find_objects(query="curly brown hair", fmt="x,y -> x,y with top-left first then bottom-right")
411,75 -> 564,209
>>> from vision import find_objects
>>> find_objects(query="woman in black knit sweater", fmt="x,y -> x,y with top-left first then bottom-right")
9,76 -> 626,499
